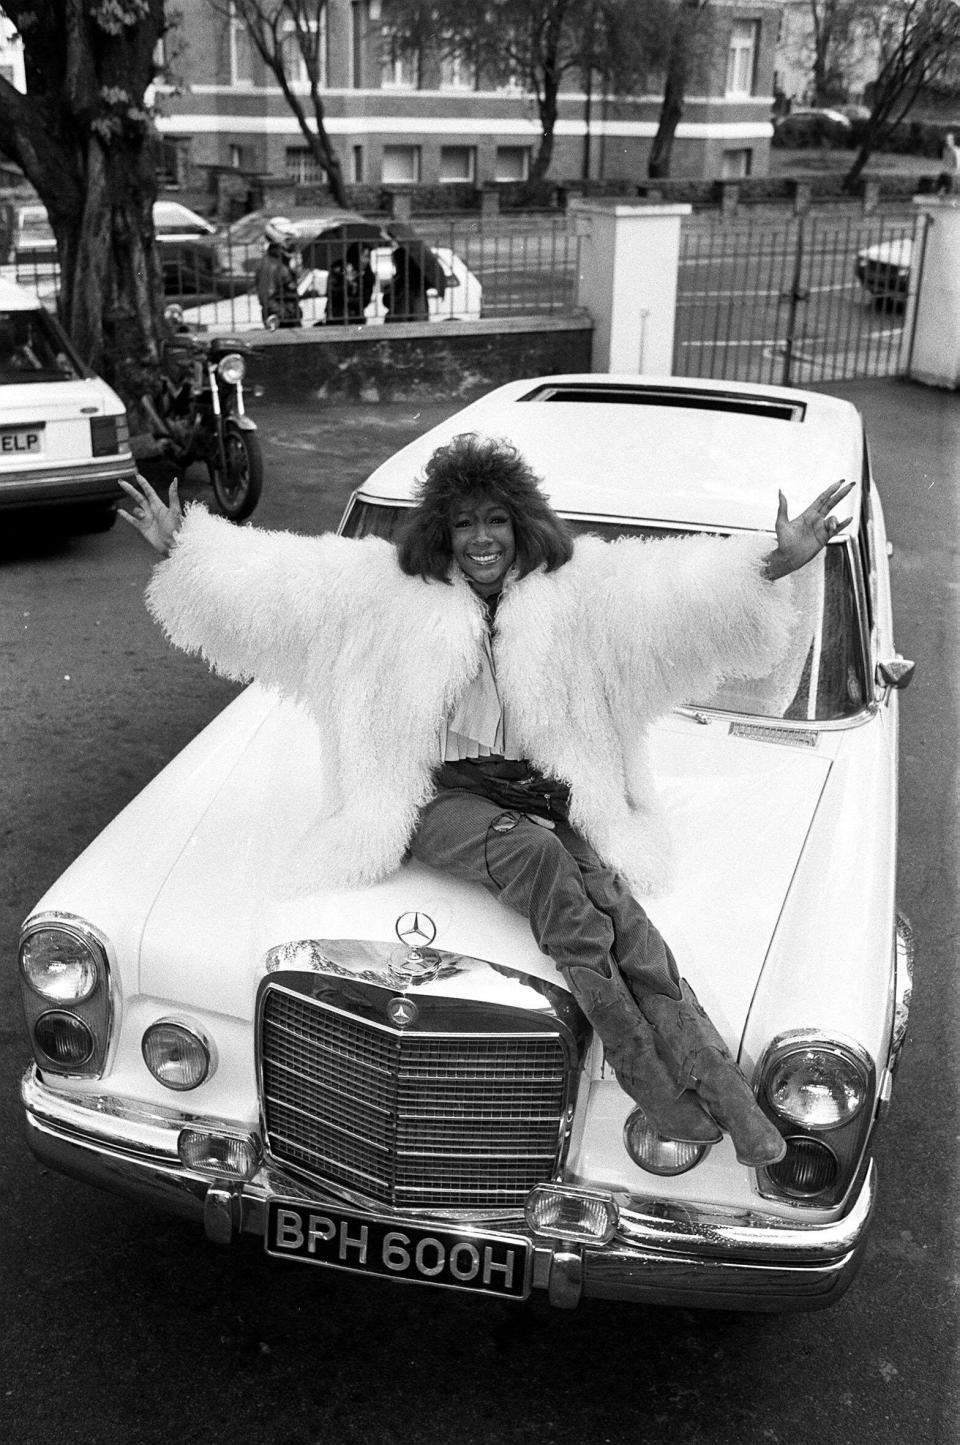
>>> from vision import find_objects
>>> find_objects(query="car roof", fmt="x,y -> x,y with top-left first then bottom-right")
224,206 -> 371,242
0,276 -> 47,311
358,375 -> 865,533
154,201 -> 215,234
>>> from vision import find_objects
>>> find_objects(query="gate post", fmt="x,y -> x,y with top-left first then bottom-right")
909,196 -> 960,389
567,199 -> 691,374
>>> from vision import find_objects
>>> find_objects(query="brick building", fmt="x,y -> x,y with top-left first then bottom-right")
153,0 -> 780,198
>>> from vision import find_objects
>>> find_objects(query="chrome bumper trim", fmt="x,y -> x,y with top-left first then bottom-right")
22,1067 -> 875,1311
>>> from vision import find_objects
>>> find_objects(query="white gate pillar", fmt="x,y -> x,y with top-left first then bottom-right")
567,200 -> 691,374
909,196 -> 960,390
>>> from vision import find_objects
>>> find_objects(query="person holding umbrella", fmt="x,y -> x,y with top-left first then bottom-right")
383,220 -> 447,322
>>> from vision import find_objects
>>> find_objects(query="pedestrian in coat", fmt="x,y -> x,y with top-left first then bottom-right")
118,434 -> 851,1167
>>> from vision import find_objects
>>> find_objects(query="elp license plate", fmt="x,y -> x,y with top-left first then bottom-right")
0,427 -> 43,454
266,1200 -> 531,1299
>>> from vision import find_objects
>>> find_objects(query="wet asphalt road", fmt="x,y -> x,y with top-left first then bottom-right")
0,380 -> 957,1445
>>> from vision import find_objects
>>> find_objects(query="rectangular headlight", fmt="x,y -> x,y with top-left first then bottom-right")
524,1185 -> 618,1244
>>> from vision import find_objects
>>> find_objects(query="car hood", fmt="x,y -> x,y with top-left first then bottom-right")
138,701 -> 832,1041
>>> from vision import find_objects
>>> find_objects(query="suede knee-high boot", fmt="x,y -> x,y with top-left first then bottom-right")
637,980 -> 786,1168
564,964 -> 722,1145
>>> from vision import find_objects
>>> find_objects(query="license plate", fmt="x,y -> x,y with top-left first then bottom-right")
0,427 -> 43,455
266,1200 -> 531,1299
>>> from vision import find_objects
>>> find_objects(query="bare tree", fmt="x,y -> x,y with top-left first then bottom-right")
219,1 -> 346,204
647,0 -> 711,180
844,0 -> 960,188
0,1 -> 167,404
807,0 -> 863,103
382,0 -> 666,185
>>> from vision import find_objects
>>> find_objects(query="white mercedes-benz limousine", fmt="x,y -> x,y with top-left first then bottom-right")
19,375 -> 914,1312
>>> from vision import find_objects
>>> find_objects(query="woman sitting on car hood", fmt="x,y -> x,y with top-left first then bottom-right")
119,436 -> 849,1169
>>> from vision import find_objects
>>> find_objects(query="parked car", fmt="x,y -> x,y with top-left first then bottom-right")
4,199 -> 231,304
773,108 -> 852,148
0,276 -> 135,527
19,374 -> 914,1311
856,237 -> 913,309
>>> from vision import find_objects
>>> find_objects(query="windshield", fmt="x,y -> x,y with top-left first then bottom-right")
341,499 -> 867,723
0,308 -> 84,382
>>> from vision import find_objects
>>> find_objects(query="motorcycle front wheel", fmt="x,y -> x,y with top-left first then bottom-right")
208,420 -> 264,522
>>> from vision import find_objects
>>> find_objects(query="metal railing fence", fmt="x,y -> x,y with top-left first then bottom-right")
3,214 -> 583,331
674,210 -> 928,385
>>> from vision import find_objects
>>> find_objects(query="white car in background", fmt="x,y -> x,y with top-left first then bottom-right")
19,375 -> 914,1311
184,205 -> 482,329
0,277 -> 134,528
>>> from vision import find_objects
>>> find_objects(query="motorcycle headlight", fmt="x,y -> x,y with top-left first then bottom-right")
764,1044 -> 868,1130
217,352 -> 246,385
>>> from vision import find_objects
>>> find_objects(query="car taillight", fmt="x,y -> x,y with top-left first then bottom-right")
90,414 -> 128,455
19,916 -> 113,1077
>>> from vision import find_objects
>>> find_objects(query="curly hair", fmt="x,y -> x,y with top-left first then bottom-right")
397,432 -> 573,583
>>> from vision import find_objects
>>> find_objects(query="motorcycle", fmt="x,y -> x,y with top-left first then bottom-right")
142,311 -> 263,522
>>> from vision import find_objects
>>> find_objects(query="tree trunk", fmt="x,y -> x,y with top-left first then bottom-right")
54,136 -> 163,406
528,74 -> 560,185
648,73 -> 684,179
0,1 -> 166,415
312,131 -> 347,207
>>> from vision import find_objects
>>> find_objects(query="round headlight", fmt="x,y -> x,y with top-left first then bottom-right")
765,1047 -> 868,1130
142,1021 -> 211,1091
20,927 -> 100,1002
217,352 -> 246,385
623,1107 -> 710,1176
34,1010 -> 95,1067
765,1136 -> 839,1198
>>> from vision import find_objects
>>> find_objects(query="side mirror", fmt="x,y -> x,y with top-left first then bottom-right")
877,657 -> 916,690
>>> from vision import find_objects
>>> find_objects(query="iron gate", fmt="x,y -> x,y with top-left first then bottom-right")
673,209 -> 929,385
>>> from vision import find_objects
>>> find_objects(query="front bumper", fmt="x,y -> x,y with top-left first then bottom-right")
22,1066 -> 875,1312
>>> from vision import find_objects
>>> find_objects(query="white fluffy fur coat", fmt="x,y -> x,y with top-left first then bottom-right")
146,505 -> 804,895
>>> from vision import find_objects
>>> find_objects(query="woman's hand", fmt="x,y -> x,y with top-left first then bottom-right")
764,478 -> 854,580
118,473 -> 184,556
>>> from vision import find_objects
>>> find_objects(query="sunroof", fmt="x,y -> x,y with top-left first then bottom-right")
518,382 -> 806,422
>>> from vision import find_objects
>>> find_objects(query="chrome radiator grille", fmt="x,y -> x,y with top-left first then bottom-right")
260,984 -> 569,1208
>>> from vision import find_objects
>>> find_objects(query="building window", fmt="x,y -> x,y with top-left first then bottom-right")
440,146 -> 475,183
229,3 -> 254,86
725,20 -> 758,97
229,144 -> 247,170
282,11 -> 327,88
495,146 -> 529,182
440,50 -> 475,90
353,145 -> 364,184
720,148 -> 752,179
285,147 -> 324,184
381,28 -> 418,88
382,145 -> 421,184
157,137 -> 190,189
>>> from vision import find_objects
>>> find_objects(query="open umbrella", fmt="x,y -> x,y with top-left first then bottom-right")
299,220 -> 393,271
